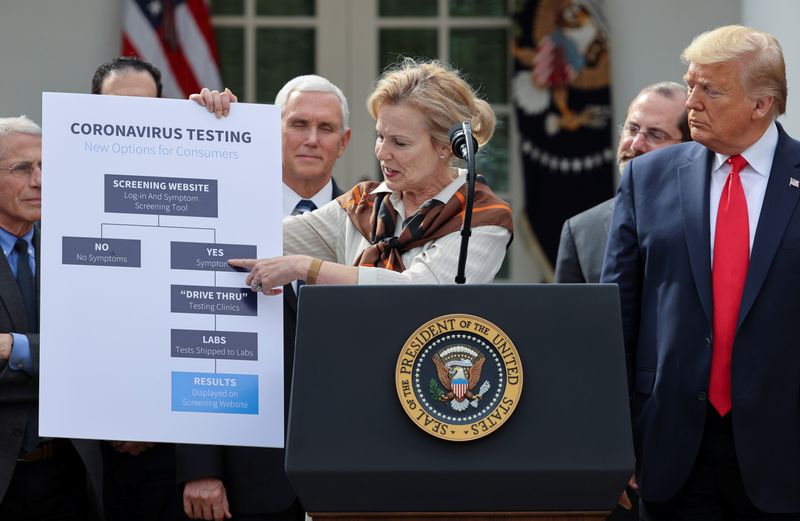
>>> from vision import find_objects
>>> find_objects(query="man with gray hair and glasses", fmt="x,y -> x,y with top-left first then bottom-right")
177,75 -> 351,521
555,81 -> 690,283
0,116 -> 103,520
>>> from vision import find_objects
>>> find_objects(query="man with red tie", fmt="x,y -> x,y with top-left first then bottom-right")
602,25 -> 800,518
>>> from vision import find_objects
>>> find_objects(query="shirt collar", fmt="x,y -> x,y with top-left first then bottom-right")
713,121 -> 779,177
282,179 -> 333,217
0,226 -> 34,258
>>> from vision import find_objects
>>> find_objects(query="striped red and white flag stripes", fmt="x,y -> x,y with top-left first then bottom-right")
452,382 -> 468,399
122,0 -> 222,99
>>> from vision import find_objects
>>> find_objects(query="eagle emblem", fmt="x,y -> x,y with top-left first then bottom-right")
512,0 -> 610,134
396,314 -> 523,441
432,345 -> 491,412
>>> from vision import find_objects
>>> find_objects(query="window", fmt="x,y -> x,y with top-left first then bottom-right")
211,0 -> 527,281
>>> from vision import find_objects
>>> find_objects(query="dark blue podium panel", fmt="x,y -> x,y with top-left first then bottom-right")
287,284 -> 633,513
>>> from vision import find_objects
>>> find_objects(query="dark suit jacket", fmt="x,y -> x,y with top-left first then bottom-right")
554,198 -> 615,283
177,180 -> 343,514
601,123 -> 800,512
0,225 -> 103,514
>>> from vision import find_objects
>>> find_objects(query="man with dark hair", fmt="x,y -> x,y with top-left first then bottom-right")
603,25 -> 800,518
555,82 -> 690,284
93,56 -> 178,521
91,56 -> 163,98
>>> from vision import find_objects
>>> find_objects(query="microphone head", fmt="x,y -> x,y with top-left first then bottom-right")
448,122 -> 465,144
449,122 -> 477,160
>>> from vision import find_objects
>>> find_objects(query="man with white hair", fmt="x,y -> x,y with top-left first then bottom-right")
177,75 -> 351,521
0,116 -> 103,520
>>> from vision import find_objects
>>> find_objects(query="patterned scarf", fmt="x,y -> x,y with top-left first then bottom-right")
337,179 -> 513,272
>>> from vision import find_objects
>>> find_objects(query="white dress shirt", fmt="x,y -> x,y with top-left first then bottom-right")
282,180 -> 334,218
709,122 -> 778,261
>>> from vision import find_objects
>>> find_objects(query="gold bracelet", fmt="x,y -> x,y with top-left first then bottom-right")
306,258 -> 324,285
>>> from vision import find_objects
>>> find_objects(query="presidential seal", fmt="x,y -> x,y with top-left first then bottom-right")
395,314 -> 523,441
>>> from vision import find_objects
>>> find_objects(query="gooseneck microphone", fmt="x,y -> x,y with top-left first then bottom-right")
449,122 -> 477,284
449,122 -> 478,160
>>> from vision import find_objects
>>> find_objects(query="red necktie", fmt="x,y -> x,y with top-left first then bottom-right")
710,154 -> 749,416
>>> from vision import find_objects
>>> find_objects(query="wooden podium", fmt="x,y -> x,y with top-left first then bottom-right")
287,285 -> 632,519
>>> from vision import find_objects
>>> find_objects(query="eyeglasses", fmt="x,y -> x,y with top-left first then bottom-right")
0,161 -> 42,178
618,124 -> 681,146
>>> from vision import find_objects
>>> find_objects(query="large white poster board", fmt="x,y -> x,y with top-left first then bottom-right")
39,92 -> 284,447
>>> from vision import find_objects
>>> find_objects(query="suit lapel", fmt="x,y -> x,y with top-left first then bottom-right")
678,144 -> 715,324
738,126 -> 800,327
332,178 -> 343,198
0,231 -> 33,332
0,254 -> 26,330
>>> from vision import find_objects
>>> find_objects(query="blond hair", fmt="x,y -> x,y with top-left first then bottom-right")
367,58 -> 495,149
682,25 -> 786,117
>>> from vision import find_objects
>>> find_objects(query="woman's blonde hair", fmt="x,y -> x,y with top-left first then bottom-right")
682,25 -> 786,117
367,58 -> 496,150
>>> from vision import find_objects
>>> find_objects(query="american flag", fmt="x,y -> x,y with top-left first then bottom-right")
122,0 -> 222,99
452,377 -> 468,400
